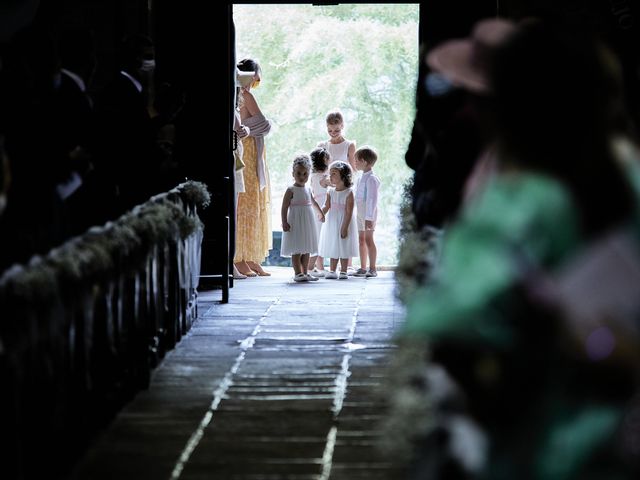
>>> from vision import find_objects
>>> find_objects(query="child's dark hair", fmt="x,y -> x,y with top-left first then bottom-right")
329,161 -> 353,188
237,57 -> 261,75
355,146 -> 378,166
310,147 -> 329,172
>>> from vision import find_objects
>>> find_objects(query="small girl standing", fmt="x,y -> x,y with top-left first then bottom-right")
318,161 -> 358,279
280,154 -> 325,282
308,147 -> 331,277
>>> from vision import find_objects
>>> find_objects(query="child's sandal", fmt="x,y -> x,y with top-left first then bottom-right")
293,273 -> 308,282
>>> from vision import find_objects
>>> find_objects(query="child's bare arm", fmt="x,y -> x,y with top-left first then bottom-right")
281,188 -> 293,231
312,197 -> 325,222
319,174 -> 331,188
322,192 -> 331,215
365,176 -> 380,230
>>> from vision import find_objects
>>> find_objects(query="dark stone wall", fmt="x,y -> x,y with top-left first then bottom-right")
499,0 -> 640,132
2,1 -> 235,275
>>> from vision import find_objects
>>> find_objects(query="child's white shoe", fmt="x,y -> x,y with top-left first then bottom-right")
293,273 -> 309,282
365,270 -> 378,277
339,272 -> 348,280
310,268 -> 326,278
305,274 -> 319,281
325,271 -> 338,279
346,266 -> 356,276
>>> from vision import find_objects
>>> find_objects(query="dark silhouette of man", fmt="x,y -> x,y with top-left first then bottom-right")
93,33 -> 161,217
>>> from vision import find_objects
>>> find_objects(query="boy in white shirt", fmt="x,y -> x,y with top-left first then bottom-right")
353,146 -> 381,277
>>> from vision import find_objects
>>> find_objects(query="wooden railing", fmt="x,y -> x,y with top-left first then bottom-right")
0,181 -> 210,479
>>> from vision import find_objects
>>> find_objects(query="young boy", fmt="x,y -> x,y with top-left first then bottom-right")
353,146 -> 381,277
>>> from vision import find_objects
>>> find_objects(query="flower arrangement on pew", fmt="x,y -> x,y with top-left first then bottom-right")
0,181 -> 210,301
394,179 -> 442,303
178,180 -> 211,209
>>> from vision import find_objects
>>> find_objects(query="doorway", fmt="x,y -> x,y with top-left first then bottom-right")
233,3 -> 419,267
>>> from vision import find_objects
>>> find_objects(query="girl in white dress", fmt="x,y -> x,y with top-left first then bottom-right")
317,110 -> 356,172
317,109 -> 358,274
318,161 -> 358,279
280,154 -> 325,282
308,147 -> 331,277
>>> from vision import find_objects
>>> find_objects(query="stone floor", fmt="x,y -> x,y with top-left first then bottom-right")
71,267 -> 406,479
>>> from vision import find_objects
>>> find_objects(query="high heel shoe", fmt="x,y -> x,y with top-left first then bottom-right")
247,261 -> 271,276
233,264 -> 247,279
235,261 -> 257,277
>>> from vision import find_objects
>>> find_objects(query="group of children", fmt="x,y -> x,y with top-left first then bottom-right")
280,110 -> 381,282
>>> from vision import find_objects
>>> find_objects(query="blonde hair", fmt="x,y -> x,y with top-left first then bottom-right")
355,146 -> 378,166
325,110 -> 344,125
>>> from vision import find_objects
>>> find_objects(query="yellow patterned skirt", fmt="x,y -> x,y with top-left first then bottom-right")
234,136 -> 272,263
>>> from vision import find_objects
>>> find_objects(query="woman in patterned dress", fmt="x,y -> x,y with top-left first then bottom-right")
234,58 -> 273,277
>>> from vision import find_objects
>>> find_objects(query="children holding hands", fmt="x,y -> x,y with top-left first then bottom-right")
280,128 -> 380,282
318,161 -> 359,279
308,147 -> 331,277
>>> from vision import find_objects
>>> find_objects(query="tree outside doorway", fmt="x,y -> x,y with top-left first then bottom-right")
234,4 -> 418,266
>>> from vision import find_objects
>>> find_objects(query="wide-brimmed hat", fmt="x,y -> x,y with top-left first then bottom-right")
426,18 -> 516,93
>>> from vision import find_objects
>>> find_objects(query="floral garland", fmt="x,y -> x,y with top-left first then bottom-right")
178,180 -> 211,209
382,180 -> 444,464
0,182 -> 210,303
394,178 -> 442,303
378,338 -> 437,462
0,258 -> 58,307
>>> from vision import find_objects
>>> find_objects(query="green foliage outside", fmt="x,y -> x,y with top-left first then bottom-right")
234,4 -> 418,265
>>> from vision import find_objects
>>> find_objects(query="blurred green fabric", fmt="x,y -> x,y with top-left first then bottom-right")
404,172 -> 579,344
402,158 -> 640,479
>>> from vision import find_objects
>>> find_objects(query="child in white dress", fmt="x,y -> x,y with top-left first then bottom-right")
317,109 -> 358,275
280,154 -> 325,282
318,161 -> 358,279
317,109 -> 356,172
308,147 -> 331,277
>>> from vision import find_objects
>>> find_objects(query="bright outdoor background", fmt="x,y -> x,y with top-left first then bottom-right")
234,4 -> 419,265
